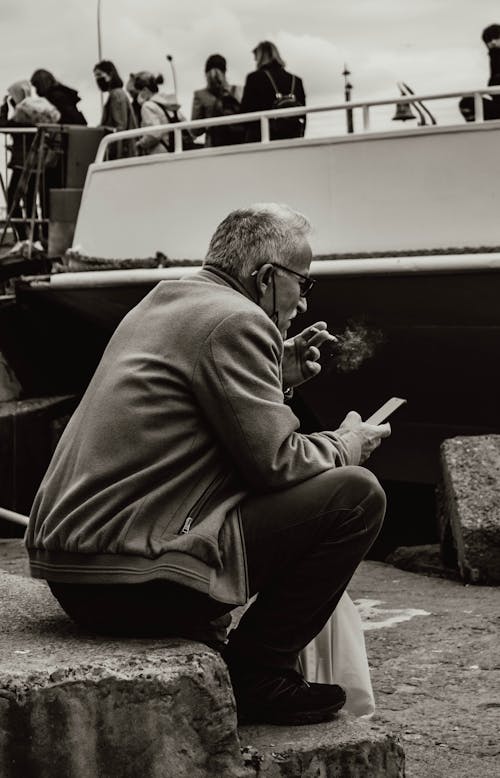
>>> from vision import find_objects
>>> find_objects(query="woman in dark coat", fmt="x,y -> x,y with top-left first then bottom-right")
93,60 -> 137,159
31,69 -> 86,125
240,41 -> 306,142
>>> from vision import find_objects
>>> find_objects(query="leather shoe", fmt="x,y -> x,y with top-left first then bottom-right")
228,666 -> 346,725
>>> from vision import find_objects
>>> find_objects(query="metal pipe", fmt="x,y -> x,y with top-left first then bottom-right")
25,254 -> 500,290
166,55 -> 178,104
97,0 -> 103,112
0,506 -> 28,527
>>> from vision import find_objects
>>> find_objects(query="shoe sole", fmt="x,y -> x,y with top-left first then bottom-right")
238,696 -> 346,726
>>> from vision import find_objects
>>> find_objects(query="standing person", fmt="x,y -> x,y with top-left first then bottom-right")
0,80 -> 60,244
191,54 -> 244,147
26,202 -> 390,726
93,60 -> 137,159
459,24 -> 500,122
132,71 -> 194,155
30,69 -> 86,125
240,41 -> 306,142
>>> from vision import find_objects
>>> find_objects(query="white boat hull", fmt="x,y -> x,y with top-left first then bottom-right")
73,122 -> 500,260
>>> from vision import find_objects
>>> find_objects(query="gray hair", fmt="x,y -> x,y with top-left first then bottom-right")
204,203 -> 311,279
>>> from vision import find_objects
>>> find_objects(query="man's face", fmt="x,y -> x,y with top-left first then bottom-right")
271,236 -> 313,334
487,37 -> 500,50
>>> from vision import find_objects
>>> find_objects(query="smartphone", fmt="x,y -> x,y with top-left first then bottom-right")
365,397 -> 407,425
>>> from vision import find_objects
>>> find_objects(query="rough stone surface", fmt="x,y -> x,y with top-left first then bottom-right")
239,716 -> 405,777
0,571 -> 246,778
355,561 -> 500,778
0,558 -> 404,778
440,435 -> 500,583
385,544 -> 461,581
3,544 -> 500,776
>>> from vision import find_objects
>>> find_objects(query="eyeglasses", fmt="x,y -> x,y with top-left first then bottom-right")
251,263 -> 315,297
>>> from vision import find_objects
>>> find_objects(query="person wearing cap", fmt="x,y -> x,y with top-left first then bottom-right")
191,54 -> 243,146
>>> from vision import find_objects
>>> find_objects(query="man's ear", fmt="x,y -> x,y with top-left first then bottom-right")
255,263 -> 274,293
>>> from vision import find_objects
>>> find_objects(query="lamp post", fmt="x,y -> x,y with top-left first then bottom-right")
342,64 -> 354,134
96,0 -> 103,111
97,0 -> 103,61
166,55 -> 178,104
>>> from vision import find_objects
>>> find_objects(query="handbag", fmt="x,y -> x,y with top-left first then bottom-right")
299,591 -> 375,717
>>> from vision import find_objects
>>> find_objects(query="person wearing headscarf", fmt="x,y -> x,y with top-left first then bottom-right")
0,80 -> 60,242
191,54 -> 243,146
240,41 -> 306,142
94,60 -> 137,159
30,69 -> 86,126
133,71 -> 194,154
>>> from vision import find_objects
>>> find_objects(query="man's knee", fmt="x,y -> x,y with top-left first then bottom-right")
328,465 -> 386,533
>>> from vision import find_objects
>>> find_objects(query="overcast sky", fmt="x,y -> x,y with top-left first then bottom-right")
1,0 -> 500,132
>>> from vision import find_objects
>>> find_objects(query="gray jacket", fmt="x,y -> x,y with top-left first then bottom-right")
26,269 -> 361,605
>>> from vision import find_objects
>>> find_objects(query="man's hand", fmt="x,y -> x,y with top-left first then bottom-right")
282,321 -> 336,390
337,410 -> 391,463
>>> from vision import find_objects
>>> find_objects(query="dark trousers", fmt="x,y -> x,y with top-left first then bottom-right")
49,466 -> 385,673
459,95 -> 500,122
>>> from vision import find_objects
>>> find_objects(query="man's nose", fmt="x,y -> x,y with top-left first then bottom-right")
297,296 -> 307,314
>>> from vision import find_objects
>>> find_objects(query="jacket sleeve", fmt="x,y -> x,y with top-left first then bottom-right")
137,101 -> 168,151
192,309 -> 362,490
107,90 -> 131,131
240,73 -> 260,114
240,74 -> 262,141
190,91 -> 207,137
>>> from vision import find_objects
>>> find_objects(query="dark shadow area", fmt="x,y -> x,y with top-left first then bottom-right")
368,480 -> 437,560
0,519 -> 25,538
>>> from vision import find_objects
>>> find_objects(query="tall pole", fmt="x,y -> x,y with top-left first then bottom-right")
97,0 -> 103,111
166,55 -> 178,104
97,0 -> 103,61
342,64 -> 354,134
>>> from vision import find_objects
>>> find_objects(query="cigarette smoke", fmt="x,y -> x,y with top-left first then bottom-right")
331,320 -> 385,373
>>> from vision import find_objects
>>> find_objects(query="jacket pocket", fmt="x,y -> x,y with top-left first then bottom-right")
178,472 -> 227,535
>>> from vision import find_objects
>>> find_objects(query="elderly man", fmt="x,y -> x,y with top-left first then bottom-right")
26,203 -> 390,726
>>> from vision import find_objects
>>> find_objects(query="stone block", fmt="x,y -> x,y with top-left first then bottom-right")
385,544 -> 461,581
239,718 -> 405,777
440,435 -> 500,583
0,571 -> 246,778
0,567 -> 405,777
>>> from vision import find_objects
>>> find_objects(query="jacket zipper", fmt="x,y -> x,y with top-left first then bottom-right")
179,473 -> 226,534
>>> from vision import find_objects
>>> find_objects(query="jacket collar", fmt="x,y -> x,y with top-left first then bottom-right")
193,264 -> 258,304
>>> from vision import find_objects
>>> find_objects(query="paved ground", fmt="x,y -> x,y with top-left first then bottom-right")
2,539 -> 499,778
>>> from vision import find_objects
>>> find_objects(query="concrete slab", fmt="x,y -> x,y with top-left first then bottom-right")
3,542 -> 500,776
0,563 -> 404,778
440,435 -> 500,583
239,717 -> 405,776
0,571 -> 245,778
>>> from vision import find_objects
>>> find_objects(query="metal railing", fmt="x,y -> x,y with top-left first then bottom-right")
94,85 -> 500,163
0,127 -> 37,223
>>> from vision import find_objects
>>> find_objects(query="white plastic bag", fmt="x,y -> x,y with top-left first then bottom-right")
299,591 -> 375,717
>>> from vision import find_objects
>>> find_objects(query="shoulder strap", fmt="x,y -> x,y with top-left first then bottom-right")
264,70 -> 280,97
157,102 -> 179,123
